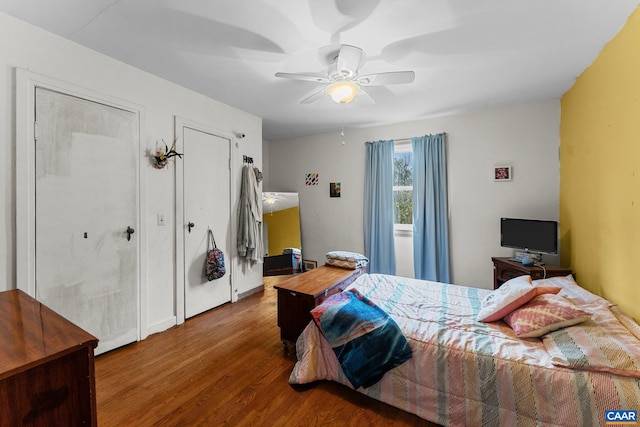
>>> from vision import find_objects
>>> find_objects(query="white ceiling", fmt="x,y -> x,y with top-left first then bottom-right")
263,192 -> 299,213
1,0 -> 638,141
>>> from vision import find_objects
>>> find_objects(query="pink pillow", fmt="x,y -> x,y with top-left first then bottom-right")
504,293 -> 590,338
477,275 -> 561,322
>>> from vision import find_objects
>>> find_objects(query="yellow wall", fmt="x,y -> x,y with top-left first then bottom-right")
560,7 -> 640,321
263,206 -> 301,256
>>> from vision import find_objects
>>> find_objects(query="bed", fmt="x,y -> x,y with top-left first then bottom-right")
290,273 -> 640,426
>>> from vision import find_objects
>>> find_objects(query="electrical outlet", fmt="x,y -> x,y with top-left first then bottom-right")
157,213 -> 165,226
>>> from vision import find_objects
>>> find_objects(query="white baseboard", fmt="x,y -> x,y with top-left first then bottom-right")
238,284 -> 264,299
145,316 -> 177,338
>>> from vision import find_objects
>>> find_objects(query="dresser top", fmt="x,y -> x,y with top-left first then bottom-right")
0,289 -> 98,380
274,265 -> 363,297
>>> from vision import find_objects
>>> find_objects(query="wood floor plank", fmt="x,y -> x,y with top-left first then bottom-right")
95,278 -> 438,426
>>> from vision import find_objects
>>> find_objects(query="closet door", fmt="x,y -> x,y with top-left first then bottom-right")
34,87 -> 139,354
182,126 -> 232,318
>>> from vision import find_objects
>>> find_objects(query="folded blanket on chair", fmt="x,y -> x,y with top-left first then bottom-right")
310,288 -> 412,388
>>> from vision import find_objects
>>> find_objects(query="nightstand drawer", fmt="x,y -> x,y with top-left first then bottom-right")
495,263 -> 526,283
492,257 -> 572,289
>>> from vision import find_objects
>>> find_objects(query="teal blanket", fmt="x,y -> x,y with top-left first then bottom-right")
310,288 -> 412,389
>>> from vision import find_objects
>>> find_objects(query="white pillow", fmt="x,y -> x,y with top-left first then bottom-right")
477,275 -> 561,322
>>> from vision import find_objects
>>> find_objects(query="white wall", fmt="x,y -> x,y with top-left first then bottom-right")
0,13 -> 263,337
265,100 -> 561,290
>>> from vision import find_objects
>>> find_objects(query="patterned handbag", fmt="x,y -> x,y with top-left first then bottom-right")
205,229 -> 226,281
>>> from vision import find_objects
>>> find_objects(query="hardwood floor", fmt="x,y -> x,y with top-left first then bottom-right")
95,277 -> 438,426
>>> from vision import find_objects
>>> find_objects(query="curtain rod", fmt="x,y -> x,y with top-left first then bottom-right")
363,133 -> 447,145
394,132 -> 448,145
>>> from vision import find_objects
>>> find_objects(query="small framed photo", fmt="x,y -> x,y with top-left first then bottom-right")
303,260 -> 317,271
330,182 -> 341,197
494,166 -> 512,181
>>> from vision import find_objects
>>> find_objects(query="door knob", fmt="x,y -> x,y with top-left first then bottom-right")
188,222 -> 195,233
126,226 -> 135,241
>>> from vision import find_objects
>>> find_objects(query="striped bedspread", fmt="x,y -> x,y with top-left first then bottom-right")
290,274 -> 640,427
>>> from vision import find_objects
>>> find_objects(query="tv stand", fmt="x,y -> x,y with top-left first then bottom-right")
492,257 -> 572,289
508,259 -> 545,266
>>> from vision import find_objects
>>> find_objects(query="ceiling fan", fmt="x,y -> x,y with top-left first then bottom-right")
275,44 -> 415,105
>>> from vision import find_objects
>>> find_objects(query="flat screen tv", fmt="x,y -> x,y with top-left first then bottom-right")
500,218 -> 558,255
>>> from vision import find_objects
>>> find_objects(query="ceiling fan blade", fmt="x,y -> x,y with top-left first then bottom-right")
309,0 -> 380,45
299,87 -> 327,104
335,0 -> 380,19
275,72 -> 330,83
336,45 -> 364,77
358,71 -> 415,86
357,87 -> 376,104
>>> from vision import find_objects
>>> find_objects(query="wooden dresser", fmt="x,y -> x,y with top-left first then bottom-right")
492,257 -> 573,289
274,265 -> 365,351
0,289 -> 99,426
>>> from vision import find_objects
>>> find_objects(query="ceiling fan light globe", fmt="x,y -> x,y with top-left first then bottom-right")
327,81 -> 359,104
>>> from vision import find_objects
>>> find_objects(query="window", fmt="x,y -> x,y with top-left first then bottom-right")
393,142 -> 412,229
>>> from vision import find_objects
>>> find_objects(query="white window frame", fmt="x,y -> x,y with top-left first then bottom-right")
393,140 -> 413,233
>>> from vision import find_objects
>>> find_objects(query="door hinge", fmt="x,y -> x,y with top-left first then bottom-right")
34,122 -> 39,141
228,158 -> 231,170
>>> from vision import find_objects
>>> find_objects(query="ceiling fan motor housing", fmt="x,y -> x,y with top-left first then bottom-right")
275,44 -> 415,104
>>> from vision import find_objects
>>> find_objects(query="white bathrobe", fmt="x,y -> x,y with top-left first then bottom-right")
237,164 -> 263,265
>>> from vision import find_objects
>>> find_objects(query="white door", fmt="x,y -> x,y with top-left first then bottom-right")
34,87 -> 139,354
182,126 -> 231,318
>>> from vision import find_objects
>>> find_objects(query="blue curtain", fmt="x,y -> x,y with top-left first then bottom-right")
412,133 -> 450,282
364,140 -> 396,274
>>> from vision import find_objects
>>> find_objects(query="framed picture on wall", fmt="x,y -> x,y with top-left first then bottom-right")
330,182 -> 341,197
494,166 -> 512,181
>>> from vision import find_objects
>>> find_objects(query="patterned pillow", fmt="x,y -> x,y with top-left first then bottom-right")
504,293 -> 590,338
477,275 -> 561,322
